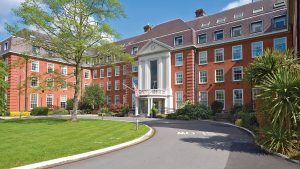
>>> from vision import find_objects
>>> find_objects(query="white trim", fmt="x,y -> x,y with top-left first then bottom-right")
175,53 -> 183,67
115,66 -> 120,76
31,77 -> 39,88
251,41 -> 264,58
232,45 -> 243,61
214,29 -> 224,41
115,80 -> 120,91
47,63 -> 54,73
215,90 -> 225,110
214,48 -> 224,63
232,66 -> 243,82
250,20 -> 263,34
231,25 -> 242,37
107,67 -> 112,77
197,33 -> 207,44
92,70 -> 98,79
199,91 -> 208,106
199,70 -> 208,84
175,72 -> 183,85
174,35 -> 183,47
273,36 -> 287,51
199,51 -> 208,65
61,66 -> 68,76
100,69 -> 105,78
233,89 -> 244,106
46,94 -> 54,107
30,93 -> 39,110
31,61 -> 39,72
175,91 -> 184,109
215,68 -> 224,83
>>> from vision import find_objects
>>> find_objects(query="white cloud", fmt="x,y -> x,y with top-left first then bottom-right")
222,0 -> 252,11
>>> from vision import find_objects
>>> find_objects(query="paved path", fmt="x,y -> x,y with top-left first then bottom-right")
51,118 -> 298,169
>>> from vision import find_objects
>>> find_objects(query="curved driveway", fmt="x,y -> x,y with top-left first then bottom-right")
53,118 -> 299,169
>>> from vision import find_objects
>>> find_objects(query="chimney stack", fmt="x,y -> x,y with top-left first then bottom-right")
195,9 -> 205,18
143,24 -> 152,33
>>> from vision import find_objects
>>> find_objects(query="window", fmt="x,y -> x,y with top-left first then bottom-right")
198,34 -> 207,44
107,68 -> 112,77
176,91 -> 183,109
214,30 -> 224,40
175,53 -> 183,66
232,66 -> 243,81
60,95 -> 67,108
46,94 -> 53,107
132,77 -> 138,87
199,51 -> 208,65
47,78 -> 54,88
93,70 -> 97,79
30,93 -> 38,109
61,80 -> 67,90
215,69 -> 224,83
175,72 -> 183,84
32,46 -> 40,54
251,41 -> 263,58
107,81 -> 112,91
274,37 -> 287,51
61,66 -> 67,76
132,47 -> 139,55
99,83 -> 104,89
123,65 -> 127,75
273,15 -> 287,29
199,71 -> 208,84
132,62 -> 138,72
174,36 -> 183,46
252,88 -> 258,110
47,64 -> 54,73
31,61 -> 39,72
251,21 -> 263,33
4,42 -> 8,50
123,80 -> 127,89
234,12 -> 243,20
115,80 -> 120,90
233,89 -> 243,106
107,96 -> 112,104
199,91 -> 208,106
217,17 -> 226,24
100,69 -> 104,78
31,77 -> 38,87
214,48 -> 224,63
215,90 -> 225,109
115,95 -> 120,104
201,22 -> 210,28
115,66 -> 120,76
231,26 -> 242,37
274,1 -> 285,8
253,7 -> 263,14
232,45 -> 243,60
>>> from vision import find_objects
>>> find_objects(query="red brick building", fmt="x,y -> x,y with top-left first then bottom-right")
0,0 -> 296,116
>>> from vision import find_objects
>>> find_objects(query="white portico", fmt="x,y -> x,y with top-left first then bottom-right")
134,39 -> 173,116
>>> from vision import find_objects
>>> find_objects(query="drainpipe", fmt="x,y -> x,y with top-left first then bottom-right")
193,48 -> 197,104
24,58 -> 28,111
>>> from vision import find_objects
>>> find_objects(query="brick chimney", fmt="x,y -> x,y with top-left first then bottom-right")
195,9 -> 205,18
143,24 -> 152,33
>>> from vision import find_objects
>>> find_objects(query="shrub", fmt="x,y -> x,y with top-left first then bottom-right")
121,106 -> 130,117
166,104 -> 212,120
52,108 -> 69,115
235,119 -> 242,126
10,112 -> 30,117
237,111 -> 258,131
176,115 -> 190,121
98,107 -> 111,116
31,107 -> 49,116
211,101 -> 223,115
78,100 -> 93,114
66,99 -> 74,111
156,114 -> 167,119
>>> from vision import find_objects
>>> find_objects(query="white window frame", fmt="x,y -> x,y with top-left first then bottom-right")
46,94 -> 54,107
199,71 -> 208,84
214,30 -> 224,41
274,37 -> 287,51
233,89 -> 244,106
174,36 -> 183,46
107,68 -> 112,77
215,69 -> 224,83
84,70 -> 90,79
251,20 -> 263,33
47,63 -> 54,73
231,26 -> 242,37
31,61 -> 39,72
251,41 -> 264,58
61,66 -> 67,76
115,80 -> 120,90
31,77 -> 39,87
61,80 -> 67,90
100,69 -> 105,78
132,47 -> 139,55
107,81 -> 112,91
198,34 -> 207,44
214,48 -> 224,63
47,78 -> 54,88
232,45 -> 243,61
60,95 -> 67,108
232,66 -> 243,82
115,66 -> 120,76
93,70 -> 98,79
199,51 -> 208,65
175,91 -> 184,109
175,72 -> 183,84
123,65 -> 127,75
199,91 -> 208,106
115,95 -> 120,104
175,53 -> 183,66
215,90 -> 225,110
30,93 -> 38,109
273,15 -> 287,29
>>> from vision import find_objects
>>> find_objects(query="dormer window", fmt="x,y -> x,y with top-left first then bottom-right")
214,30 -> 224,41
201,22 -> 210,28
253,7 -> 264,14
273,15 -> 287,29
232,26 -> 242,37
174,36 -> 183,46
216,18 -> 226,24
274,1 -> 285,8
198,34 -> 207,44
132,47 -> 138,55
234,13 -> 244,20
251,21 -> 263,33
32,46 -> 40,54
4,42 -> 8,51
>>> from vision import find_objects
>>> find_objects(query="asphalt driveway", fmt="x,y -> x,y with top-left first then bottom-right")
53,118 -> 299,169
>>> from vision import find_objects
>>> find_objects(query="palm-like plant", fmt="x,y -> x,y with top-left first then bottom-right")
257,67 -> 300,133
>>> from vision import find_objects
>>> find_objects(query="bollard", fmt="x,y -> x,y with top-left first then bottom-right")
101,113 -> 104,120
136,119 -> 139,131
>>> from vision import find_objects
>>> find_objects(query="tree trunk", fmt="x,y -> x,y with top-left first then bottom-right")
71,64 -> 81,121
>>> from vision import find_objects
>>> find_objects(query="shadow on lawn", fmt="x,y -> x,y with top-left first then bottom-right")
0,118 -> 69,125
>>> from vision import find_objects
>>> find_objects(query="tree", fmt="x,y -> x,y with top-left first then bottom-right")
81,84 -> 105,110
0,60 -> 8,115
7,0 -> 133,120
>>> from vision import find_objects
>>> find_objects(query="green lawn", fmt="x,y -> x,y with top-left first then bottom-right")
0,119 -> 149,169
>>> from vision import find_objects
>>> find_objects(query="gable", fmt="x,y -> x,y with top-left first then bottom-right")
137,39 -> 172,56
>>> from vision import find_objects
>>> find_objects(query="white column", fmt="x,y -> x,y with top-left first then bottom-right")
135,97 -> 139,116
145,61 -> 150,89
158,58 -> 163,89
166,54 -> 172,94
147,98 -> 151,117
138,60 -> 142,89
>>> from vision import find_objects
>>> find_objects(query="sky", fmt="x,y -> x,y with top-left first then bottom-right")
0,0 -> 252,41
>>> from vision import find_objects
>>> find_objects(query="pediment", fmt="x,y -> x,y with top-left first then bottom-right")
137,39 -> 172,56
